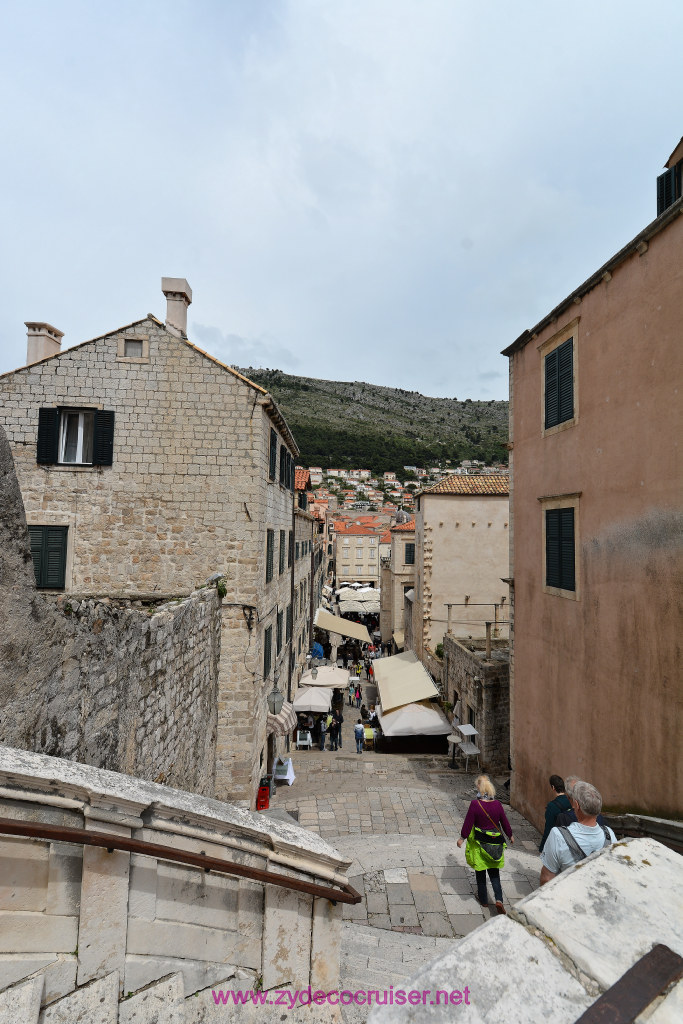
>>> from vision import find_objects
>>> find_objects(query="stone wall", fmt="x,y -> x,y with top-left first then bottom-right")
0,425 -> 220,796
0,747 -> 351,1010
443,634 -> 510,772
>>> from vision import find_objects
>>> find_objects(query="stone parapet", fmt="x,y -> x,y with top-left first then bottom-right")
0,747 -> 351,1011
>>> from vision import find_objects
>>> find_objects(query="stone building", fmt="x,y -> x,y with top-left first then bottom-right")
333,516 -> 385,585
0,278 -> 318,806
502,145 -> 683,826
379,520 -> 415,651
411,475 -> 510,660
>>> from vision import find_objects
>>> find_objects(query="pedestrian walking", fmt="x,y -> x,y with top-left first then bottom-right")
333,708 -> 344,749
457,774 -> 514,914
328,715 -> 339,751
355,684 -> 362,708
354,719 -> 365,754
540,782 -> 615,886
318,714 -> 327,751
348,680 -> 355,706
539,774 -> 572,851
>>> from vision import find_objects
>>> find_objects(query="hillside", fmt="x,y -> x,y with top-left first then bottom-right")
238,369 -> 509,476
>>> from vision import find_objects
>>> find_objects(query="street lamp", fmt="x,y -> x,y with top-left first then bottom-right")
267,672 -> 284,716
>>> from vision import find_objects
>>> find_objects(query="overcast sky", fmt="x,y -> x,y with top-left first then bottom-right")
0,1 -> 680,399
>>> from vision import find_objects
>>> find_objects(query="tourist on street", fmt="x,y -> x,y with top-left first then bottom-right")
457,774 -> 514,914
354,719 -> 365,754
355,684 -> 362,708
539,782 -> 615,886
348,680 -> 355,706
539,774 -> 572,851
554,776 -> 607,829
319,714 -> 327,751
328,714 -> 339,751
333,708 -> 344,749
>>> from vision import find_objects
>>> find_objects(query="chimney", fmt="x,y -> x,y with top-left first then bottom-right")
25,322 -> 64,365
161,277 -> 192,336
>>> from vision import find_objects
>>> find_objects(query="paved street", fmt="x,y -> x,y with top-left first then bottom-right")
274,693 -> 542,1021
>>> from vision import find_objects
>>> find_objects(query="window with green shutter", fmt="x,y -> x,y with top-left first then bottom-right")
276,610 -> 283,653
404,542 -> 415,565
28,526 -> 68,589
545,508 -> 575,591
269,429 -> 277,481
266,529 -> 274,583
264,625 -> 273,679
286,604 -> 292,642
37,407 -> 115,466
279,530 -> 286,575
544,339 -> 574,429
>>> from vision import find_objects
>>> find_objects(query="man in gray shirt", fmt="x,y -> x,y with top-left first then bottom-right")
540,781 -> 615,885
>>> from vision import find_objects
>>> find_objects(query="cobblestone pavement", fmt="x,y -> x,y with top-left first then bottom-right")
275,693 -> 542,1022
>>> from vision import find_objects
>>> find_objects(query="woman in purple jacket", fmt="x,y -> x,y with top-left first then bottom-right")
457,775 -> 514,914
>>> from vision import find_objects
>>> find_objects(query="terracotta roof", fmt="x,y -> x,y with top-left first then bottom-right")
391,520 -> 415,532
421,475 -> 509,496
380,529 -> 392,543
295,467 -> 310,490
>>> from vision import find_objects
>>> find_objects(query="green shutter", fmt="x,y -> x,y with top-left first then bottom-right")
266,530 -> 274,582
557,339 -> 574,423
93,410 -> 115,465
37,408 -> 60,464
560,507 -> 575,590
545,510 -> 561,588
546,508 -> 575,591
269,429 -> 277,480
279,530 -> 286,574
28,525 -> 67,588
264,625 -> 272,679
544,349 -> 559,428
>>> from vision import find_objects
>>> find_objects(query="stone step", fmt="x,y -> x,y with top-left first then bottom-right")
0,975 -> 43,1024
119,973 -> 185,1024
39,972 -> 119,1024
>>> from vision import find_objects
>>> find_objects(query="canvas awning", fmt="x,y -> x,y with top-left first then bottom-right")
292,687 -> 333,713
373,650 -> 438,712
377,701 -> 451,737
314,608 -> 371,644
299,665 -> 350,688
392,630 -> 405,650
266,701 -> 297,737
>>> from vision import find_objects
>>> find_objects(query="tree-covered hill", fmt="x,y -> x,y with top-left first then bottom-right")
238,368 -> 509,476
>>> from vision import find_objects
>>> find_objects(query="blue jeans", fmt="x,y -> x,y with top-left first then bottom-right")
475,869 -> 503,905
319,732 -> 326,750
356,735 -> 364,753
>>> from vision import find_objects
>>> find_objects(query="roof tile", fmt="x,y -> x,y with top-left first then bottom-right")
421,474 -> 509,496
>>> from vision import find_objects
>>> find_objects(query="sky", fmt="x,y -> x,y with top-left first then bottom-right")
0,1 -> 681,400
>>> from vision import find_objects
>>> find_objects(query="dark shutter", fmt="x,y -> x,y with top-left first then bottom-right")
269,429 -> 277,480
37,408 -> 60,464
93,410 -> 115,466
279,446 -> 285,485
288,530 -> 293,568
544,349 -> 559,428
289,453 -> 295,491
545,510 -> 561,588
546,508 -> 575,591
558,339 -> 574,423
266,529 -> 274,583
277,610 -> 283,653
28,525 -> 67,588
405,543 -> 415,565
279,530 -> 286,574
657,166 -> 680,215
264,625 -> 272,679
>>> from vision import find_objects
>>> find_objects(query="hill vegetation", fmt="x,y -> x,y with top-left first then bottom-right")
239,368 -> 509,476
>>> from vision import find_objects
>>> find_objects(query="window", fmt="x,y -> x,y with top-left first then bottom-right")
124,339 -> 143,358
269,429 -> 277,481
288,530 -> 293,568
37,408 -> 115,466
545,338 -> 574,429
467,706 -> 476,730
266,529 -> 274,583
657,161 -> 682,215
286,604 -> 292,642
279,530 -> 286,575
28,526 -> 68,589
545,508 -> 576,592
264,625 -> 272,679
295,541 -> 300,561
404,543 -> 415,565
279,445 -> 286,486
276,610 -> 283,654
369,537 -> 376,545
356,547 -> 363,557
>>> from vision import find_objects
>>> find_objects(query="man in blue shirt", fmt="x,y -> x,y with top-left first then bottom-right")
540,781 -> 615,885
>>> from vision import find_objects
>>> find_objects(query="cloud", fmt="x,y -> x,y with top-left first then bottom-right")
192,323 -> 301,373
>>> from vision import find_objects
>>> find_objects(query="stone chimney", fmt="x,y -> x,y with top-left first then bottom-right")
161,278 -> 192,337
25,322 -> 64,365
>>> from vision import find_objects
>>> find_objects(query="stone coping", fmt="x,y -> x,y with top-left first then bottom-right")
0,746 -> 350,873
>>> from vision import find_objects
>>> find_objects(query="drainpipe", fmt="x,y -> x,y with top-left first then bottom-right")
287,490 -> 296,751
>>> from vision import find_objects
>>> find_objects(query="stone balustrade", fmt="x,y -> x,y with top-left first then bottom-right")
0,746 -> 351,1013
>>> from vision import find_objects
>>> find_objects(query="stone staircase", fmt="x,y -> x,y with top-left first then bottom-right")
0,970 -> 345,1023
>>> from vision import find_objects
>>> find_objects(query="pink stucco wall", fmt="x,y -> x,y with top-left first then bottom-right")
509,212 -> 683,827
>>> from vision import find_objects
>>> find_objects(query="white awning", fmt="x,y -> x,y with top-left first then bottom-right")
314,608 -> 371,644
292,687 -> 333,713
404,589 -> 415,602
392,630 -> 405,650
266,702 -> 297,737
373,650 -> 438,712
377,701 -> 451,737
299,665 -> 350,688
